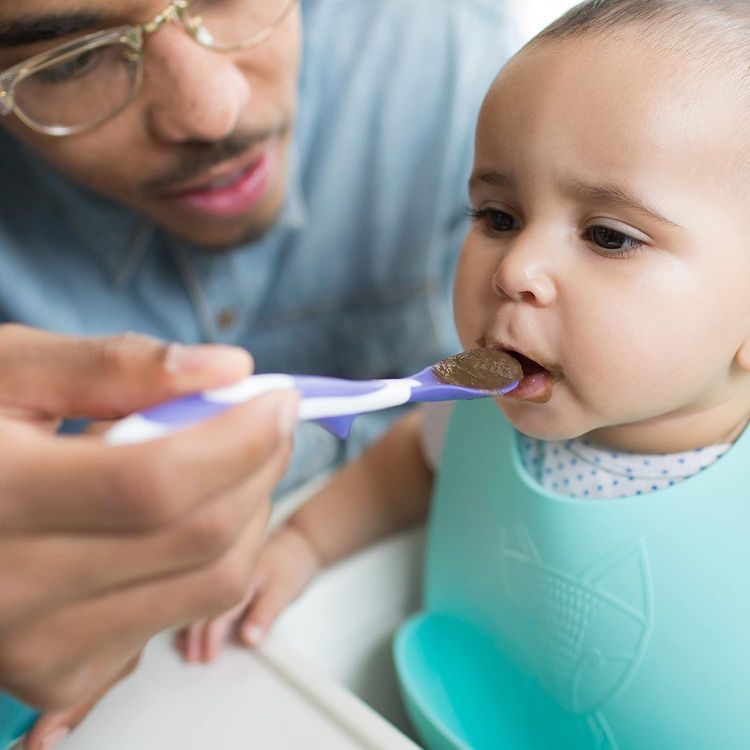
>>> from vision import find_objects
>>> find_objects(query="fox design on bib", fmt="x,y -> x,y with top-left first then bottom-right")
500,523 -> 654,746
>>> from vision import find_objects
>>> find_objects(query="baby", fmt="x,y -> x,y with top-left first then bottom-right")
181,0 -> 750,745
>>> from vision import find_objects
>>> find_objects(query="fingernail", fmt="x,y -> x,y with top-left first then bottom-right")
277,393 -> 300,440
165,343 -> 250,377
39,727 -> 70,750
242,624 -> 265,646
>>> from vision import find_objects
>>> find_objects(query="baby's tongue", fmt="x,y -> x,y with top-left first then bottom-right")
504,353 -> 559,404
507,372 -> 556,403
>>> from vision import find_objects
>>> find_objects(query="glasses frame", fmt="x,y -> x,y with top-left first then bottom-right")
0,0 -> 298,137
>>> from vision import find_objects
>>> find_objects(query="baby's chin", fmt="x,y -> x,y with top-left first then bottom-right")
493,397 -> 588,443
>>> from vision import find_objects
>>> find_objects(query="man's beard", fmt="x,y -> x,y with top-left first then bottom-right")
197,205 -> 285,252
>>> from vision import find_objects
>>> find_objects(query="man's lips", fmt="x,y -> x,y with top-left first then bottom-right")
162,149 -> 265,196
157,146 -> 276,218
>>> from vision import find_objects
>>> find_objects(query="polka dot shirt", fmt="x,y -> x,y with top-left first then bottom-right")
420,404 -> 730,500
518,435 -> 730,499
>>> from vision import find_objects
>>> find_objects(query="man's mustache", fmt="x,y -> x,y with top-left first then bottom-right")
142,122 -> 289,194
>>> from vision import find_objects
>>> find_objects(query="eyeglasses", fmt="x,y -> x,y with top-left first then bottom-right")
0,0 -> 297,137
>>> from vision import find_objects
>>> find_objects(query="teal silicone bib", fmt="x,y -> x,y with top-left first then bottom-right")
0,693 -> 38,749
394,400 -> 750,749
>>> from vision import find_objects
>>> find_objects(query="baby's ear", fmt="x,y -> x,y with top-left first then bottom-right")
735,336 -> 750,372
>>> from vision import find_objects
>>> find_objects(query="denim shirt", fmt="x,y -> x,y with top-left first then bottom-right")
0,0 -> 515,494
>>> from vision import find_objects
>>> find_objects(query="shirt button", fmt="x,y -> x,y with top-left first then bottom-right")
217,308 -> 236,330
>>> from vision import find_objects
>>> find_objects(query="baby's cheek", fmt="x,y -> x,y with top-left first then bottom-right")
561,355 -> 635,416
453,295 -> 483,349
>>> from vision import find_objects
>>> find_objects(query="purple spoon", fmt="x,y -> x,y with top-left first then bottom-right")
106,349 -> 522,445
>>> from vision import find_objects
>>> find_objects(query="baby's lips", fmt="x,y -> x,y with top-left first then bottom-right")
505,368 -> 562,403
467,338 -> 562,401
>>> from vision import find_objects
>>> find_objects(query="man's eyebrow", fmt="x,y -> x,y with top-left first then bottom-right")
566,180 -> 679,227
0,12 -> 109,48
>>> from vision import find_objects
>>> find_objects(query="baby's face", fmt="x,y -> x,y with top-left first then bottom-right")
455,32 -> 750,452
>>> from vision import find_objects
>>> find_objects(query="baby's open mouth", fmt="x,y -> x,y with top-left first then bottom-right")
501,350 -> 562,403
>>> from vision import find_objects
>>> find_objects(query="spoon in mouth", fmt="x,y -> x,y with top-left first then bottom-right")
106,348 -> 522,445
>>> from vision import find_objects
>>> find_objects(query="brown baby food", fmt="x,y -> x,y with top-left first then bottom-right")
431,349 -> 522,391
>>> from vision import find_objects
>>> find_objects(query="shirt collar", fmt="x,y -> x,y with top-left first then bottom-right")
281,141 -> 308,232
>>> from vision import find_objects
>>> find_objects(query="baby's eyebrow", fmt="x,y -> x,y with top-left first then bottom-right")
566,180 -> 679,227
469,171 -> 681,228
468,171 -> 515,191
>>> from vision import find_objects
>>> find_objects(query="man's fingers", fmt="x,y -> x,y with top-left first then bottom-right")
2,501 -> 274,709
23,655 -> 141,750
0,325 -> 252,420
0,436 -> 292,634
2,390 -> 298,532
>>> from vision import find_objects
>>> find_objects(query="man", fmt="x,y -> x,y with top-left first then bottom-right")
0,0 -> 514,745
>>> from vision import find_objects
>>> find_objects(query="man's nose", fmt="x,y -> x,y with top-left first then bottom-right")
490,230 -> 558,307
142,27 -> 251,143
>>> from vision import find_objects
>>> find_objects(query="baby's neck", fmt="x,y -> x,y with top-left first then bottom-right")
585,409 -> 749,455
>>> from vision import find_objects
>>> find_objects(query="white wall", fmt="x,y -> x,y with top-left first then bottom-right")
510,0 -> 581,42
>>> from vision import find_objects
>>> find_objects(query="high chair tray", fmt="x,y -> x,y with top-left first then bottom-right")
56,630 -> 420,750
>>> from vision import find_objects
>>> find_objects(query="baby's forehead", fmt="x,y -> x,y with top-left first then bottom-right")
518,13 -> 750,108
478,30 -> 750,199
524,21 -> 740,82
494,27 -> 747,141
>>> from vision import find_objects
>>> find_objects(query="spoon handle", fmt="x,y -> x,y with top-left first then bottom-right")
106,373 -> 420,445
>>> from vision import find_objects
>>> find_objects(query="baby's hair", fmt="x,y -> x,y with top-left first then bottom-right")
528,0 -> 750,74
534,0 -> 750,40
527,0 -> 750,108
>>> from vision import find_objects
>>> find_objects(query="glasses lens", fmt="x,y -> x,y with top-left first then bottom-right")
184,0 -> 296,50
14,40 -> 139,133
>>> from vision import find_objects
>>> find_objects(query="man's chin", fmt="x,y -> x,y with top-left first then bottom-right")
172,219 -> 279,251
151,203 -> 284,251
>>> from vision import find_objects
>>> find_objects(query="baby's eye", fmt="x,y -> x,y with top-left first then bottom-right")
468,207 -> 520,233
585,225 -> 643,256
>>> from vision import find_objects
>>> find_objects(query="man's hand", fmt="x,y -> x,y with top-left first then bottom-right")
21,654 -> 142,749
0,325 -> 298,746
